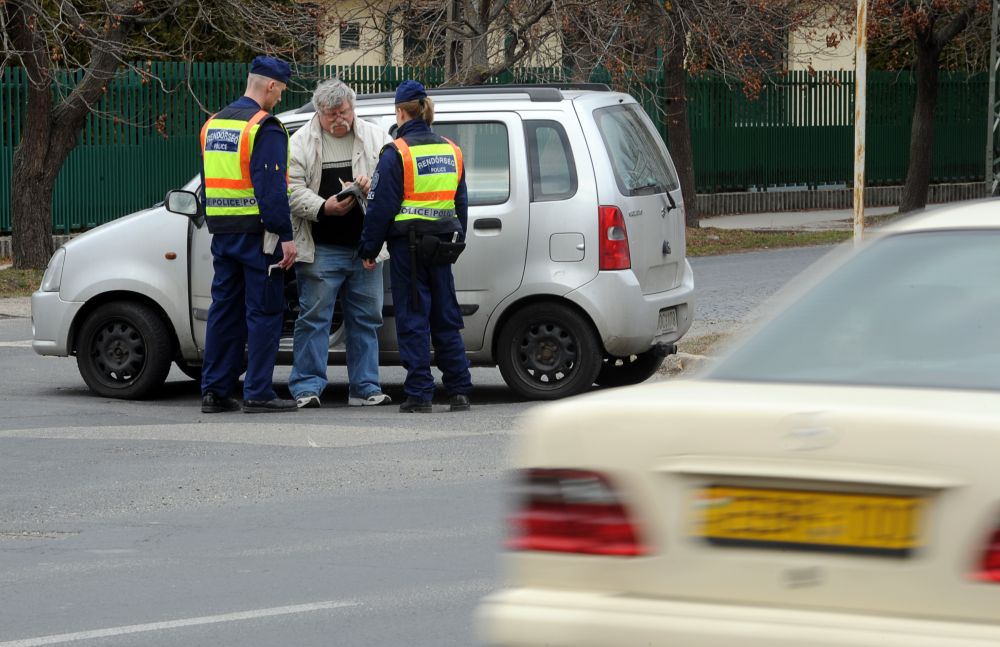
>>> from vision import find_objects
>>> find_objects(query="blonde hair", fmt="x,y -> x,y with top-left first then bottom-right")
396,97 -> 434,126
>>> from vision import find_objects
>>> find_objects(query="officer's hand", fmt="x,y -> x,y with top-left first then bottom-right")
279,241 -> 297,269
324,194 -> 355,216
362,258 -> 376,271
355,175 -> 372,194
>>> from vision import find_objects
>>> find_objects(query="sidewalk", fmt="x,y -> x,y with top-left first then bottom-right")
700,206 -> 897,230
0,297 -> 30,318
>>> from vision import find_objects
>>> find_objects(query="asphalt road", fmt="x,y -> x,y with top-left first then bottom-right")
0,245 -> 832,647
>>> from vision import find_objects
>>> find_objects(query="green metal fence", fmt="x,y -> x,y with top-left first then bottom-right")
0,63 -> 988,234
688,70 -> 987,192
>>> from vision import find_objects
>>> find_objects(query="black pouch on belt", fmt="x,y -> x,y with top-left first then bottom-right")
418,234 -> 466,265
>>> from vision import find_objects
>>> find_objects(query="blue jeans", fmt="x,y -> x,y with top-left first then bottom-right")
289,244 -> 385,399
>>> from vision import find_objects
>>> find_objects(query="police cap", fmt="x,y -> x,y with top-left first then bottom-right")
395,79 -> 427,104
250,55 -> 291,85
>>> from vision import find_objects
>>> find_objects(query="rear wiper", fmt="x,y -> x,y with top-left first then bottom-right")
664,190 -> 677,212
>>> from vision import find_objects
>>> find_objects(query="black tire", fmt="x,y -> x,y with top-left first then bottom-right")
595,349 -> 665,388
174,360 -> 202,382
496,302 -> 603,400
76,302 -> 173,399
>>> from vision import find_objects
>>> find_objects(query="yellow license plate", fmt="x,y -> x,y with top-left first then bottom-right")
694,486 -> 925,556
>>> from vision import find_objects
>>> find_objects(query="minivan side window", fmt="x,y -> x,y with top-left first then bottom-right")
525,120 -> 577,202
433,122 -> 510,206
594,104 -> 679,196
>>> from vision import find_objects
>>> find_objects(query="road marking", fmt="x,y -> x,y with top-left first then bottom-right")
0,340 -> 32,348
0,600 -> 358,646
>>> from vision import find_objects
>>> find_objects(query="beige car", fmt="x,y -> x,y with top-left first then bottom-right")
476,200 -> 1000,646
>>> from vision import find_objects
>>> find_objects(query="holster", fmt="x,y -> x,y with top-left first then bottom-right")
417,234 -> 466,265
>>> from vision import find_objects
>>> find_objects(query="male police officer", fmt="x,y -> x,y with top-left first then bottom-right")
199,56 -> 298,414
358,80 -> 473,413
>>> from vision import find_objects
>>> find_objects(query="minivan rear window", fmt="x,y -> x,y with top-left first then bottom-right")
434,121 -> 510,206
594,104 -> 678,196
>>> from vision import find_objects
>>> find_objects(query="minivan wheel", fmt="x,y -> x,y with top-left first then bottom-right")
76,302 -> 173,400
595,350 -> 665,388
496,303 -> 602,400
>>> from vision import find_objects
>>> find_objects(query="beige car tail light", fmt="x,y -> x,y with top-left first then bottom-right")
507,468 -> 647,557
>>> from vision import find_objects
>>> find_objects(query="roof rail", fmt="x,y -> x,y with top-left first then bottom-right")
295,83 -> 613,113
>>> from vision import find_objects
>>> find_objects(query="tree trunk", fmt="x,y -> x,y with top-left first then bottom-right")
662,37 -> 699,227
7,0 -> 125,269
10,145 -> 57,270
898,46 -> 940,213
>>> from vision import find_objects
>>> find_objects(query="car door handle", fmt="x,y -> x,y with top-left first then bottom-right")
473,218 -> 502,231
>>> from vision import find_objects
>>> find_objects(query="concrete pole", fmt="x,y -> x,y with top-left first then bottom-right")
853,0 -> 867,244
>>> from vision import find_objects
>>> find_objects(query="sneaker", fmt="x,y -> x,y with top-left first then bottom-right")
201,392 -> 241,414
295,393 -> 321,409
243,398 -> 299,413
348,392 -> 393,407
448,394 -> 471,412
399,396 -> 433,413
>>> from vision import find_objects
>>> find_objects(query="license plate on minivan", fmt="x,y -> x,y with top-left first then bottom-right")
694,486 -> 925,556
657,308 -> 677,334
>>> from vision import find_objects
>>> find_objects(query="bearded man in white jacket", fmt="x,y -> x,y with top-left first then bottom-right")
287,79 -> 393,408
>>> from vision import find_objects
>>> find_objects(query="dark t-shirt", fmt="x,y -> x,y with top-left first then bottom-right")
312,133 -> 364,248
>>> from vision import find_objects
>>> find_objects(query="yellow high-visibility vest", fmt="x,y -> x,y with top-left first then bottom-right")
392,136 -> 463,224
200,108 -> 289,226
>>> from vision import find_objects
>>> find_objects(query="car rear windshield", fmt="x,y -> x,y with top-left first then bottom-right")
708,230 -> 1000,391
594,104 -> 678,196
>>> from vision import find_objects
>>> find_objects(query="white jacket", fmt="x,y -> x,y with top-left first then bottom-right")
288,113 -> 392,264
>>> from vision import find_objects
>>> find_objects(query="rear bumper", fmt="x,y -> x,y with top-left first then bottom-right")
476,589 -> 1000,647
566,259 -> 694,356
31,291 -> 81,356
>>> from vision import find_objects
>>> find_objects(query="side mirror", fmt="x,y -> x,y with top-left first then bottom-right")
165,190 -> 200,217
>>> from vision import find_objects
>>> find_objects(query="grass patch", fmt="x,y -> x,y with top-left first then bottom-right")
687,227 -> 851,256
0,267 -> 44,297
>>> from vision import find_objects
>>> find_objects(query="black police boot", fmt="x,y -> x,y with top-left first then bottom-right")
448,394 -> 471,412
399,396 -> 433,413
202,393 -> 241,414
242,398 -> 298,413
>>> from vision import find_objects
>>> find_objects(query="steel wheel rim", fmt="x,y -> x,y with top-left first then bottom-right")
514,320 -> 579,388
89,319 -> 146,386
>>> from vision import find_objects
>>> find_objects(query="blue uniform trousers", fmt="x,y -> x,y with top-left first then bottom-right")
201,233 -> 285,402
387,237 -> 472,400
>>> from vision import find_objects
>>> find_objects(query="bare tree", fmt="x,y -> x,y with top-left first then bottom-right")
561,0 -> 854,225
1,1 -> 323,269
333,0 -> 564,84
868,0 -> 989,213
337,0 -> 852,226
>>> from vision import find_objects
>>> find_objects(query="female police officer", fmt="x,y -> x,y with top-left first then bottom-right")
358,80 -> 472,413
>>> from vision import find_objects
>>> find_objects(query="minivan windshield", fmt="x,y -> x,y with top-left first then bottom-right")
708,230 -> 1000,391
594,104 -> 678,196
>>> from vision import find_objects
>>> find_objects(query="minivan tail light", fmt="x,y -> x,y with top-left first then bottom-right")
972,527 -> 1000,583
506,468 -> 647,557
598,206 -> 631,271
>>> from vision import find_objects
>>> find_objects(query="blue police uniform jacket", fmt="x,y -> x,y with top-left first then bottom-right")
200,96 -> 293,242
358,119 -> 468,260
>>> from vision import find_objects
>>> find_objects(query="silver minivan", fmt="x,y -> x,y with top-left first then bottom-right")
32,84 -> 694,400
